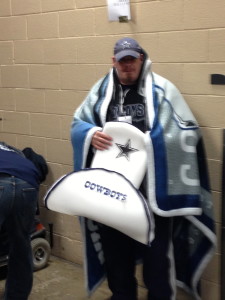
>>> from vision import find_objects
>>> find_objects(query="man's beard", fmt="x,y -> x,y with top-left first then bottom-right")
121,73 -> 137,85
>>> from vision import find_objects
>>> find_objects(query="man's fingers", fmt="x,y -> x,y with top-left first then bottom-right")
92,131 -> 113,150
96,131 -> 112,141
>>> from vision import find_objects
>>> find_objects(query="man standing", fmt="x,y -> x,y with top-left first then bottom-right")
71,38 -> 216,300
0,142 -> 47,300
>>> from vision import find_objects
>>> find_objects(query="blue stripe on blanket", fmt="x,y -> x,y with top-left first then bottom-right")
157,194 -> 201,211
71,121 -> 94,171
81,218 -> 105,294
94,75 -> 110,126
197,212 -> 216,232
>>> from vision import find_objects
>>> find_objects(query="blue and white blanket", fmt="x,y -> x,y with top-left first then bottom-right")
70,59 -> 216,299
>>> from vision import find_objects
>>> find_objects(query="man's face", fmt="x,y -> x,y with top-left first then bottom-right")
113,55 -> 144,85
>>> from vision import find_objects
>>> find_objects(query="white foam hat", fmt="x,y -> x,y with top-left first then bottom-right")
45,169 -> 154,245
91,122 -> 148,189
44,122 -> 153,244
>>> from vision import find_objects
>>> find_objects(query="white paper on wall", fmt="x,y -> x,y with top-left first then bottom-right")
107,0 -> 131,22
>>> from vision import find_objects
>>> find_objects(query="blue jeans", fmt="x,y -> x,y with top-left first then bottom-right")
0,176 -> 38,300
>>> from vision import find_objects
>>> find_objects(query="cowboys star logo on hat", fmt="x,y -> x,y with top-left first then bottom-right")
121,41 -> 131,49
115,139 -> 138,161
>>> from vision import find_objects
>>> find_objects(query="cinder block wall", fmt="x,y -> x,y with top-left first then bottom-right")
0,1 -> 224,299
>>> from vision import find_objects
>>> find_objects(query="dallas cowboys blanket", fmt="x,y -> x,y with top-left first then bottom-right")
70,60 -> 216,299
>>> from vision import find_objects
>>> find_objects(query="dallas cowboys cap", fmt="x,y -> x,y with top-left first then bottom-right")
114,37 -> 142,61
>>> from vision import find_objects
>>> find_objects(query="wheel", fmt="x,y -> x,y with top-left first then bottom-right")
31,237 -> 51,271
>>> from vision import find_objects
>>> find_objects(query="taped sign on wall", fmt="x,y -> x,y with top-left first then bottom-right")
107,0 -> 131,22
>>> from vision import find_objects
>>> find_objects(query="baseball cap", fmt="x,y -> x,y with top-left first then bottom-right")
114,37 -> 142,61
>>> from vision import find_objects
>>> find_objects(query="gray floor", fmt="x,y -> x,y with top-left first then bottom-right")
0,256 -> 191,300
0,255 -> 148,300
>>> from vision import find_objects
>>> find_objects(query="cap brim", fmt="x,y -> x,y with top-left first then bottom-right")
115,50 -> 140,61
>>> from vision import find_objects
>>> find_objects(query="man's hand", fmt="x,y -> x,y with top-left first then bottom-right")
91,131 -> 113,150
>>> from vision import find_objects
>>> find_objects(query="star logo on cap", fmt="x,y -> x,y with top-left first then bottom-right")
115,139 -> 138,161
121,41 -> 131,49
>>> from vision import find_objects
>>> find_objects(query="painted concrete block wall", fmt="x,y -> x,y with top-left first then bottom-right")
0,1 -> 224,299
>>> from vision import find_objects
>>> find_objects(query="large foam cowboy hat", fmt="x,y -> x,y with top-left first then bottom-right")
45,122 -> 153,244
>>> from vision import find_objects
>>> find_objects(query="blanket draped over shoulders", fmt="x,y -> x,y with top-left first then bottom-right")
71,65 -> 216,300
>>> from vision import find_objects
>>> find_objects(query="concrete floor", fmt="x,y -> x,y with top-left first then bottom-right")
0,255 -> 148,300
0,255 -> 191,300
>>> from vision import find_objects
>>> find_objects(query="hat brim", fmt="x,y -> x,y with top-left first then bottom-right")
115,50 -> 140,61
